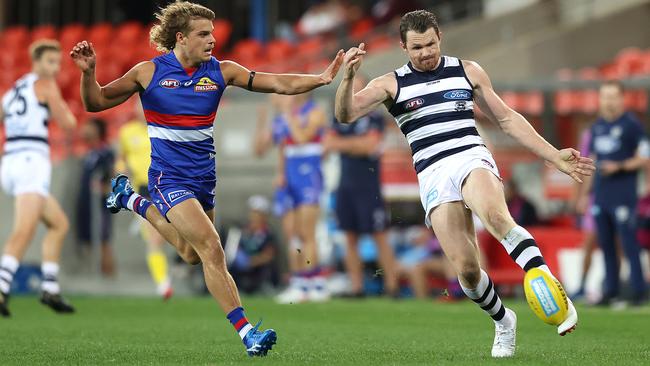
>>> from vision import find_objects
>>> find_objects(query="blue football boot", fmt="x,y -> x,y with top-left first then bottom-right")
243,320 -> 277,357
106,174 -> 134,214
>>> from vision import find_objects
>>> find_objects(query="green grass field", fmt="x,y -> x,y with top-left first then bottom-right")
0,296 -> 649,365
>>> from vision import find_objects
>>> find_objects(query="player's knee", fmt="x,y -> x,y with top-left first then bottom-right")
182,249 -> 201,265
56,215 -> 70,234
458,262 -> 481,288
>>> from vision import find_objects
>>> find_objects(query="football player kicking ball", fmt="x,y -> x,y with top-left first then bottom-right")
335,10 -> 594,358
70,1 -> 343,357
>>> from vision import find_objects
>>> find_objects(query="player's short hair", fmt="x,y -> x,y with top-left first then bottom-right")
29,39 -> 61,61
399,10 -> 440,44
600,79 -> 625,94
150,1 -> 215,52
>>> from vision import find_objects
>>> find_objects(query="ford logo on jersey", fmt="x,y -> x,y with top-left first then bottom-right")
159,79 -> 180,89
405,98 -> 425,111
443,90 -> 470,100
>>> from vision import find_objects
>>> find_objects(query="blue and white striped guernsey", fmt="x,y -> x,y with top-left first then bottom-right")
388,55 -> 484,175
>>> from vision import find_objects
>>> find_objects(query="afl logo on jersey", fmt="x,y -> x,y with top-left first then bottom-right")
160,79 -> 180,89
443,90 -> 470,100
405,98 -> 425,111
195,77 -> 219,92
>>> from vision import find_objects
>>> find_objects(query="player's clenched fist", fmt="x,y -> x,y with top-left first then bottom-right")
70,41 -> 97,73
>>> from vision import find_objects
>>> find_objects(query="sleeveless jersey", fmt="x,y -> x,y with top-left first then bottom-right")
1,73 -> 50,156
388,56 -> 484,175
282,99 -> 323,176
140,52 -> 226,180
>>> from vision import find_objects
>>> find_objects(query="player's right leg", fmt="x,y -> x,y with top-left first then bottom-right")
0,193 -> 45,317
343,232 -> 364,296
461,168 -> 577,336
429,202 -> 517,358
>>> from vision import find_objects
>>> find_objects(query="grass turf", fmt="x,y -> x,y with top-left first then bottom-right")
0,296 -> 649,365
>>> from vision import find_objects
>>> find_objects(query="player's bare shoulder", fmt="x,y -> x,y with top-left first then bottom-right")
460,59 -> 489,89
33,78 -> 60,103
131,61 -> 156,90
370,72 -> 398,107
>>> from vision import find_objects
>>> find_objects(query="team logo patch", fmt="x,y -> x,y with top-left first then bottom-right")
168,190 -> 192,202
455,101 -> 467,111
405,98 -> 425,111
160,78 -> 180,89
195,77 -> 219,92
443,89 -> 470,100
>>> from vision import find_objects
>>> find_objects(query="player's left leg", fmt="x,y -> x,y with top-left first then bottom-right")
429,201 -> 517,358
461,168 -> 577,335
39,195 -> 75,313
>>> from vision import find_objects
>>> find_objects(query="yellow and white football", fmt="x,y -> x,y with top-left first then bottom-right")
523,268 -> 568,325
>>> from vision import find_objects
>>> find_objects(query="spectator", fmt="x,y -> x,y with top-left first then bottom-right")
578,80 -> 649,306
76,118 -> 115,277
228,196 -> 278,294
396,226 -> 461,300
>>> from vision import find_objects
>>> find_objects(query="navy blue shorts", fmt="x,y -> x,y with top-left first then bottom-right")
148,170 -> 216,219
335,186 -> 387,234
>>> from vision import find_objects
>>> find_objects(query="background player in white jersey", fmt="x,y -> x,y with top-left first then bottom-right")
0,40 -> 77,317
335,10 -> 594,358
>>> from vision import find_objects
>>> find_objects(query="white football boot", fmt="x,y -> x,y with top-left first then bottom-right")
492,308 -> 517,358
558,297 -> 578,336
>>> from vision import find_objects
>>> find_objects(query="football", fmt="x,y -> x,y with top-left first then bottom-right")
523,268 -> 569,325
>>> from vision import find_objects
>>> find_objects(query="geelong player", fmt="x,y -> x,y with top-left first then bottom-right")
0,40 -> 77,317
70,1 -> 343,356
335,10 -> 593,357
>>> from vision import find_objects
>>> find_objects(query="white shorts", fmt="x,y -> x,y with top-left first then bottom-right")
1,151 -> 51,197
417,145 -> 500,227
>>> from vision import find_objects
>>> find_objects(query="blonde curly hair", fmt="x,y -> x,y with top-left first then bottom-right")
150,1 -> 215,52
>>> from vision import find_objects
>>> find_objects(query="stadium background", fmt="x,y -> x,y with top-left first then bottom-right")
0,1 -> 649,364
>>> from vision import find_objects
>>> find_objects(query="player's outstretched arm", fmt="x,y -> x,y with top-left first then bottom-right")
70,41 -> 146,112
464,60 -> 595,183
221,50 -> 344,94
334,43 -> 393,123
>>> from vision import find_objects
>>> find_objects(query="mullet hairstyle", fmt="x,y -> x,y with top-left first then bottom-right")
150,1 -> 215,52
